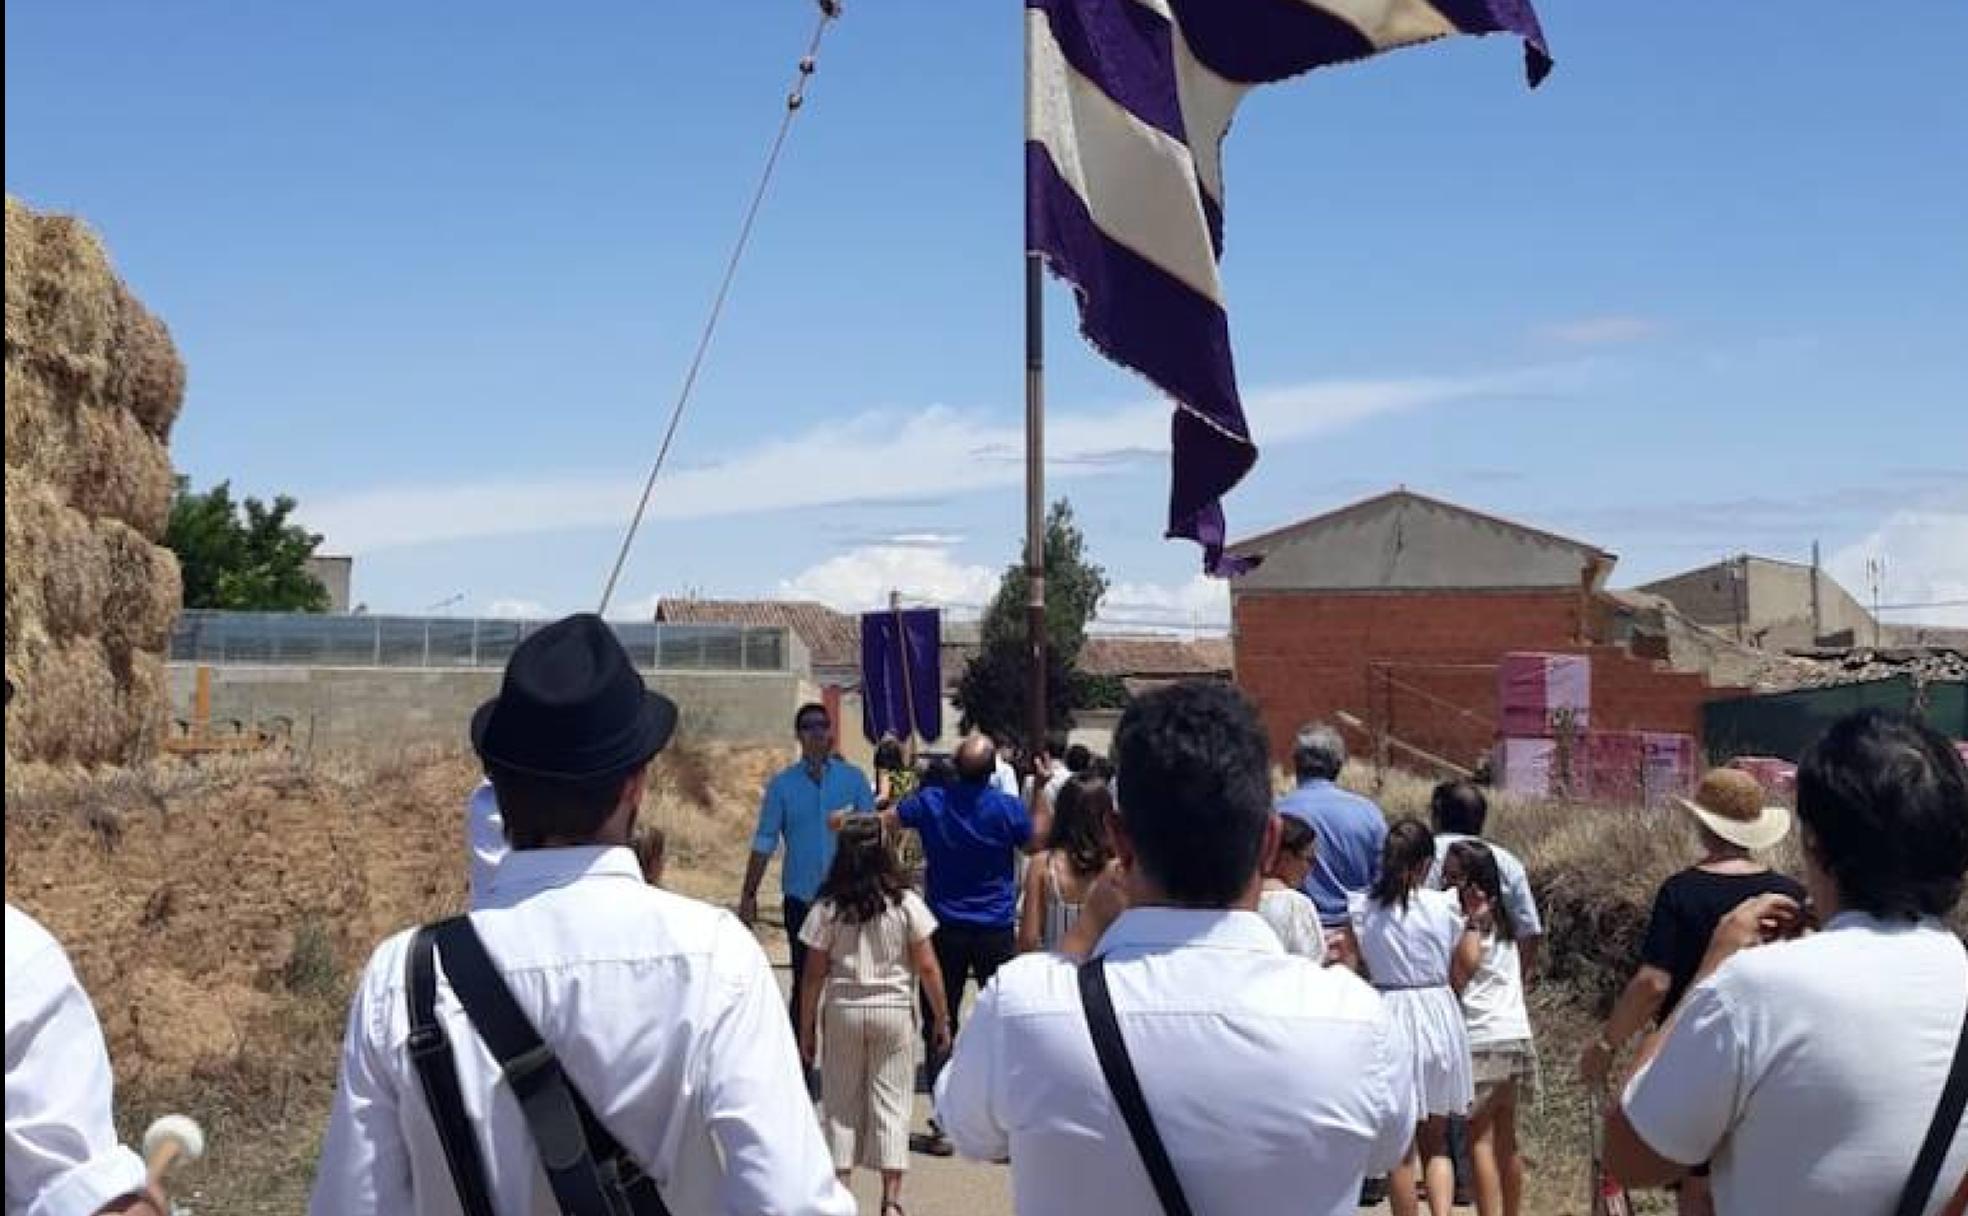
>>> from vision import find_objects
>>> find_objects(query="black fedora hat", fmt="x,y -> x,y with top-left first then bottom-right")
471,614 -> 678,780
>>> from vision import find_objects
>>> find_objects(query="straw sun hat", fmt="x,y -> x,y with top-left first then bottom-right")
1675,767 -> 1792,852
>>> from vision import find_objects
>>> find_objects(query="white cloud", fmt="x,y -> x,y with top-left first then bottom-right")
301,366 -> 1574,555
1829,506 -> 1968,627
1100,574 -> 1231,630
1535,316 -> 1662,346
779,545 -> 1002,615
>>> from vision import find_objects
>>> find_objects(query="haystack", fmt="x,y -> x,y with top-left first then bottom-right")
4,196 -> 185,766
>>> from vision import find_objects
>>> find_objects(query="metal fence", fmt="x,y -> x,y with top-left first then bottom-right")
169,610 -> 791,673
1704,675 -> 1967,762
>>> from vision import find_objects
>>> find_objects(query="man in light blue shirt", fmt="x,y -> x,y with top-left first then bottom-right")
739,702 -> 873,1023
1276,723 -> 1387,931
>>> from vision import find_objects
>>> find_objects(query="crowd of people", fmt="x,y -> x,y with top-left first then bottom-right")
5,613 -> 1967,1216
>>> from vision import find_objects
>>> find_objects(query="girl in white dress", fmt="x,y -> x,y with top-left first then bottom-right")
1259,813 -> 1326,962
1443,839 -> 1537,1216
1347,818 -> 1485,1216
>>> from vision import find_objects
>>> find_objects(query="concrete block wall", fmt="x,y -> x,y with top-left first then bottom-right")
167,664 -> 807,754
1233,590 -> 1731,768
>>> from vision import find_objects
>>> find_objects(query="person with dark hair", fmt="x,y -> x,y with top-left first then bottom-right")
936,683 -> 1415,1215
1610,711 -> 1968,1214
313,614 -> 852,1215
1583,769 -> 1803,1216
796,819 -> 951,1216
1259,813 -> 1327,961
1064,743 -> 1092,774
1348,817 -> 1485,1216
1442,840 -> 1536,1216
1278,722 -> 1389,951
1428,781 -> 1544,984
871,733 -> 925,888
1017,774 -> 1116,953
739,701 -> 874,1029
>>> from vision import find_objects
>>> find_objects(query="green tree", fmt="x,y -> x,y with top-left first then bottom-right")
165,478 -> 332,612
954,499 -> 1110,748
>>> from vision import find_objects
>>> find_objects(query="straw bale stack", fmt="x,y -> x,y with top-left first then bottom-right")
4,196 -> 186,766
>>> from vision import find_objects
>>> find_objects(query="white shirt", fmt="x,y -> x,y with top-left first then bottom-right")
1460,933 -> 1531,1046
5,905 -> 148,1216
310,848 -> 854,1216
1257,885 -> 1328,963
935,908 -> 1414,1216
1349,888 -> 1463,989
991,757 -> 1021,801
466,781 -> 505,907
1623,913 -> 1968,1216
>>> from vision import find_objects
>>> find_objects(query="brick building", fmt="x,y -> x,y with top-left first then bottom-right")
1227,490 -> 1727,769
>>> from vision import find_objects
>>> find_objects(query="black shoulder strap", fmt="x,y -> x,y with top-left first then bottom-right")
432,917 -> 673,1216
1077,957 -> 1196,1216
1896,940 -> 1968,1216
406,921 -> 498,1216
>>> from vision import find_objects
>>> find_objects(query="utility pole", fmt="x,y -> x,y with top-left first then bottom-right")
1810,540 -> 1823,644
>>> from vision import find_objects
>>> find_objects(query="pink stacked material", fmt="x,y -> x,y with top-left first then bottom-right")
1496,652 -> 1592,738
1498,736 -> 1582,800
1584,731 -> 1697,806
1727,756 -> 1798,799
1640,732 -> 1698,806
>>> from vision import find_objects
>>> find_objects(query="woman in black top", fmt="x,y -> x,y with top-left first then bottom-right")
1579,767 -> 1803,1216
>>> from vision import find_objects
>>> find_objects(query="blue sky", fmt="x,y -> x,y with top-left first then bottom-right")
8,2 -> 1965,627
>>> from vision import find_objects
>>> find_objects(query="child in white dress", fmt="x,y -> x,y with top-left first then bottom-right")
1347,818 -> 1485,1216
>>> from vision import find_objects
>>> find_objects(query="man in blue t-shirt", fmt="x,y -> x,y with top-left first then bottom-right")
741,702 -> 874,1026
850,734 -> 1050,1153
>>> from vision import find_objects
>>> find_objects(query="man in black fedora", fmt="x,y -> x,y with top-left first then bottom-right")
312,615 -> 852,1215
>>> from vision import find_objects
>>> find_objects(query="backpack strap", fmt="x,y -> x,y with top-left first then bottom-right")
1895,939 -> 1968,1216
1077,957 -> 1195,1216
405,921 -> 498,1216
432,917 -> 673,1216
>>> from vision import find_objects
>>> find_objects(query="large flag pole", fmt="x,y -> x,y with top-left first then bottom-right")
1023,11 -> 1047,763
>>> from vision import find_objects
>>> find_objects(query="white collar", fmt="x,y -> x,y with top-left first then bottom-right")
1093,907 -> 1285,958
482,845 -> 642,905
1822,909 -> 1951,935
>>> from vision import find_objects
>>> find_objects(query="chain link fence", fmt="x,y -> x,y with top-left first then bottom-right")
169,610 -> 790,673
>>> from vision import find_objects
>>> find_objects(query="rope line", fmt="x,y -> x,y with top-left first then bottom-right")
598,1 -> 843,614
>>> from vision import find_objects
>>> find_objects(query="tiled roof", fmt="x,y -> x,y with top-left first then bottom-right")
655,599 -> 860,671
1079,635 -> 1233,679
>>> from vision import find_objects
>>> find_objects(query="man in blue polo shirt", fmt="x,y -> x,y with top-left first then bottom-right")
1276,722 -> 1387,951
740,701 -> 873,1025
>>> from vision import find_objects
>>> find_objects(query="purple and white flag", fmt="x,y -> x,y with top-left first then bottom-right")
1026,0 -> 1551,573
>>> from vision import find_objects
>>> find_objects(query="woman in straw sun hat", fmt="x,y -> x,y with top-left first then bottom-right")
1579,767 -> 1804,1216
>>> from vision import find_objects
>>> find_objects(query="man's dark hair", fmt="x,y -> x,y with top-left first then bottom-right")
1430,780 -> 1489,836
1113,682 -> 1272,906
1796,710 -> 1968,922
794,702 -> 830,733
1046,731 -> 1071,761
487,763 -> 641,850
1064,743 -> 1093,774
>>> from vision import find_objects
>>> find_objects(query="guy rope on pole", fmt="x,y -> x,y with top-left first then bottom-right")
598,0 -> 844,615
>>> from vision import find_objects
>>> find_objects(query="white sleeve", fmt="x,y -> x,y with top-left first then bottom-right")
935,977 -> 1012,1162
307,946 -> 415,1216
3,930 -> 148,1216
699,924 -> 855,1216
1502,854 -> 1543,938
1620,980 -> 1748,1168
